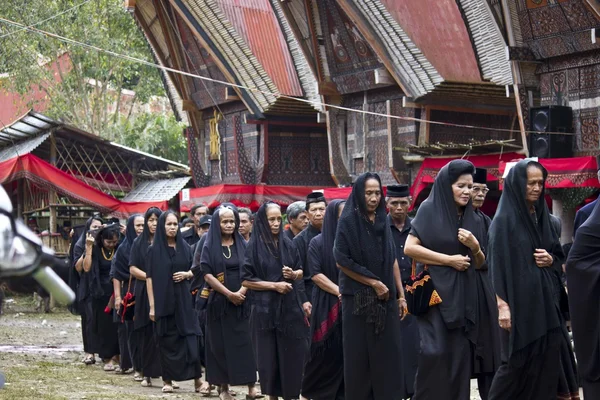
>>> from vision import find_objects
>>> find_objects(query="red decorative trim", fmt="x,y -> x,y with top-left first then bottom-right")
312,301 -> 340,343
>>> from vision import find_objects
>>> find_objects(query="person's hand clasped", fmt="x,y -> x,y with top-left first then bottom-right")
447,254 -> 471,271
274,282 -> 293,294
458,228 -> 479,251
282,266 -> 297,280
534,249 -> 553,268
228,291 -> 246,306
371,281 -> 389,301
172,271 -> 190,283
302,302 -> 312,318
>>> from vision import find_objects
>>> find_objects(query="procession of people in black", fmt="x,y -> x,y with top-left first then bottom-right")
67,159 -> 600,399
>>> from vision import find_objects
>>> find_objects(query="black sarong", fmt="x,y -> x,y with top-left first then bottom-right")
126,321 -> 141,372
342,295 -> 402,400
413,306 -> 472,400
155,315 -> 202,382
90,294 -> 119,360
134,323 -> 161,378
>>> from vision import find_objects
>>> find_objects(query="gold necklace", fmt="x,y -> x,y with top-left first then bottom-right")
222,245 -> 232,259
102,248 -> 114,261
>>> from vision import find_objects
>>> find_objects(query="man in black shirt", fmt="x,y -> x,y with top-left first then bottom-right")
183,204 -> 209,246
293,193 -> 326,317
284,201 -> 308,240
387,184 -> 418,399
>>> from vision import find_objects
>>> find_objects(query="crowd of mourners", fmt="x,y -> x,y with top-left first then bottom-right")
66,157 -> 600,400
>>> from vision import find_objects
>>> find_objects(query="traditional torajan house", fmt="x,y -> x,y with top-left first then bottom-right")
131,0 -> 519,190
131,0 -> 600,233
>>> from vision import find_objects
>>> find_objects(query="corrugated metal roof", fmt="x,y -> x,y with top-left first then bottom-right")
215,0 -> 303,97
0,133 -> 50,163
378,0 -> 483,84
123,177 -> 191,202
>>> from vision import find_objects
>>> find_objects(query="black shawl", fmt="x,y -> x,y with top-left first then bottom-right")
110,214 -> 140,283
242,202 -> 308,339
200,205 -> 248,320
72,216 -> 104,304
566,200 -> 600,381
309,199 -> 344,355
410,159 -> 479,334
88,224 -> 121,299
489,159 -> 563,365
334,172 -> 396,334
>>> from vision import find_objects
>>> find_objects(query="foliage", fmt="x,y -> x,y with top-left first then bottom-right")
549,187 -> 598,211
106,113 -> 189,164
0,0 -> 167,135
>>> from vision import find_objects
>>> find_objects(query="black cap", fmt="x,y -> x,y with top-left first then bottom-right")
306,192 -> 326,209
199,215 -> 212,227
474,168 -> 487,184
386,184 -> 410,198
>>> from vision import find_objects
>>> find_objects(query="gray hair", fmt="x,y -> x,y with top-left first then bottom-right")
286,201 -> 306,220
238,207 -> 253,220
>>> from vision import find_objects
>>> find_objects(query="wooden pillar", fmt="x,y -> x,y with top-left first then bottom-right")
49,134 -> 57,234
417,106 -> 430,146
551,198 -> 575,244
16,179 -> 23,218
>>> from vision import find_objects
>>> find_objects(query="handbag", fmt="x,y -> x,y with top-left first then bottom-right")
404,259 -> 442,316
120,276 -> 136,322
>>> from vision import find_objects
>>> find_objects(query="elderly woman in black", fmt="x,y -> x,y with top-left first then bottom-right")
201,206 -> 259,400
404,160 -> 485,400
129,207 -> 162,387
488,160 -> 571,400
147,211 -> 202,394
334,172 -> 406,400
242,202 -> 308,400
80,224 -> 121,371
110,214 -> 144,375
73,215 -> 104,365
301,199 -> 345,400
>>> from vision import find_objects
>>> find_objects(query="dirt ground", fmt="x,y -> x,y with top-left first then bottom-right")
0,294 -> 578,400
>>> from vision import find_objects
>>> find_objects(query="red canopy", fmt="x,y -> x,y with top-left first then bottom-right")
180,184 -> 330,212
0,153 -> 168,217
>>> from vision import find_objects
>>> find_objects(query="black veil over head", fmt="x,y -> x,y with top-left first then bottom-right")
110,214 -> 141,282
130,207 -> 162,271
489,159 -> 563,364
410,159 -> 479,332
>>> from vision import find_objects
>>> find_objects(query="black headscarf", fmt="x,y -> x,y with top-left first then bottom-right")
200,205 -> 248,320
88,224 -> 121,299
411,159 -> 480,333
242,202 -> 307,338
334,172 -> 396,334
110,214 -> 141,283
309,199 -> 344,354
489,159 -> 563,365
146,210 -> 193,319
69,216 -> 103,313
566,200 -> 600,381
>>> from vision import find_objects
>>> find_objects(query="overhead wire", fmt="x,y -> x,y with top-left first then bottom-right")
0,14 -> 568,137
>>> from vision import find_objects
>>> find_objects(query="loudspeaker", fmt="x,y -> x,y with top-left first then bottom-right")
528,105 -> 573,158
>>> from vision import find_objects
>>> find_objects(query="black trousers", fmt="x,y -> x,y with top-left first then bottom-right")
342,295 -> 403,400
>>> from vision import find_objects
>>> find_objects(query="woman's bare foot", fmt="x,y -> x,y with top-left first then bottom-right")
141,377 -> 152,387
248,384 -> 260,398
199,381 -> 213,396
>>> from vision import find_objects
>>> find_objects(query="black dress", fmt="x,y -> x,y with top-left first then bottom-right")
89,252 -> 119,360
293,224 -> 320,303
204,246 -> 256,385
147,237 -> 202,382
130,238 -> 162,378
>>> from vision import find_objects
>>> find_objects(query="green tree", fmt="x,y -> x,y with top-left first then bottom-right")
107,113 -> 189,164
0,0 -> 169,135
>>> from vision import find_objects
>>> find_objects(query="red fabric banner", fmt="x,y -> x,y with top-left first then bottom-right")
180,184 -> 331,212
0,154 -> 168,217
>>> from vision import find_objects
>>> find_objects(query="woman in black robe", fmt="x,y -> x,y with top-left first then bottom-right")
146,211 -> 202,393
110,214 -> 144,375
334,172 -> 407,400
487,159 -> 568,399
129,207 -> 162,387
73,215 -> 104,365
404,160 -> 485,400
242,202 -> 309,400
567,200 -> 600,398
80,224 -> 121,371
201,205 -> 259,399
301,199 -> 345,400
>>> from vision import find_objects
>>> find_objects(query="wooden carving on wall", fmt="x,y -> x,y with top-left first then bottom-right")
209,109 -> 222,161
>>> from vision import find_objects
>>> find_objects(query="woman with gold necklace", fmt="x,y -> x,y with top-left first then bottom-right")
201,205 -> 259,400
82,223 -> 121,371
